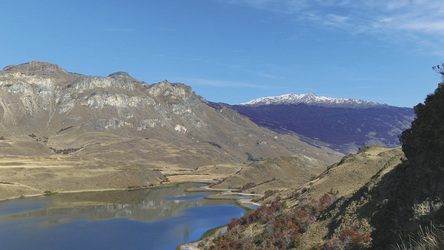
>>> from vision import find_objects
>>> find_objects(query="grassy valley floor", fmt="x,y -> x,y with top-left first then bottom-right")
0,157 -> 248,201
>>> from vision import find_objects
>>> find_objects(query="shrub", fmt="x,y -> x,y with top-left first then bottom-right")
240,182 -> 257,191
412,199 -> 444,221
228,218 -> 240,230
319,193 -> 339,211
43,190 -> 58,196
327,227 -> 372,249
211,193 -> 340,249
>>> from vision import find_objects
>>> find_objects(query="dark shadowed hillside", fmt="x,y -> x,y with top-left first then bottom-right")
229,96 -> 414,154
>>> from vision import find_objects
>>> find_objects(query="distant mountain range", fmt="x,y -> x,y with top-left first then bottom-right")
227,94 -> 415,154
241,93 -> 385,108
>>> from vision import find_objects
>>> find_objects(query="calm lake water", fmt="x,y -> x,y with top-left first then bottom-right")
0,183 -> 245,250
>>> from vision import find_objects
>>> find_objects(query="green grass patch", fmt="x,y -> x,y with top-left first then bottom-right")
204,194 -> 234,200
43,190 -> 58,196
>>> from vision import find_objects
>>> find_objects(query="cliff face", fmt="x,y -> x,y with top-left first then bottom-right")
0,62 -> 342,169
0,62 -> 197,135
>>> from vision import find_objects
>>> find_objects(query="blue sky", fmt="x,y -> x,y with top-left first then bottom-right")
1,0 -> 443,107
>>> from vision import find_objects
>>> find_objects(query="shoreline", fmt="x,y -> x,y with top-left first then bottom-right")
0,172 -> 219,202
177,182 -> 263,250
0,177 -> 263,208
0,179 -> 181,202
0,177 -> 263,250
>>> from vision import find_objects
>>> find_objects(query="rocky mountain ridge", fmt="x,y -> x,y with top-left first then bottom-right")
0,62 -> 198,139
0,61 -> 342,200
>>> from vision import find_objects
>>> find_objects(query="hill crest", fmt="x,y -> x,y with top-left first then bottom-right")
0,61 -> 342,189
240,93 -> 387,108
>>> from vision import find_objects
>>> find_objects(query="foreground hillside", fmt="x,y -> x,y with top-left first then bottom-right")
0,61 -> 342,200
201,145 -> 441,249
196,145 -> 405,249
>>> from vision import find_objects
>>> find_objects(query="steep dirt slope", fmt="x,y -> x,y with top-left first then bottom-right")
297,146 -> 406,249
286,145 -> 405,202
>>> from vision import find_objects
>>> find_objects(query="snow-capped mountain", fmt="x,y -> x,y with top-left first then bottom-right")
227,93 -> 414,154
240,93 -> 387,108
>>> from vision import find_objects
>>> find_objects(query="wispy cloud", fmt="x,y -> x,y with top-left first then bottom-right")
257,72 -> 283,79
183,78 -> 268,89
218,0 -> 444,55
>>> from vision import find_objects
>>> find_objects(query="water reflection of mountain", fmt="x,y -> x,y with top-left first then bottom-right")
1,183 -> 238,225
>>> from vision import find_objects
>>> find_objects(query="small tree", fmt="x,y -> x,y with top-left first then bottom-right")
399,64 -> 444,196
432,63 -> 444,78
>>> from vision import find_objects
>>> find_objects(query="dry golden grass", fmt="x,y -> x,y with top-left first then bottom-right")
0,156 -> 165,200
396,224 -> 444,250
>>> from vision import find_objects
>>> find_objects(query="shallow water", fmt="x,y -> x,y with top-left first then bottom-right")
0,183 -> 245,250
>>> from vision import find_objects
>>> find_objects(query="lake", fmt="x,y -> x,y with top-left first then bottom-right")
0,183 -> 246,250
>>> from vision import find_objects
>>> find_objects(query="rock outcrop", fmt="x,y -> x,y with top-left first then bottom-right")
0,61 -> 341,201
0,61 -> 342,170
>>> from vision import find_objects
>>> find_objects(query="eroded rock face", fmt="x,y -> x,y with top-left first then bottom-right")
0,62 -> 201,133
0,62 -> 345,202
0,61 -> 342,170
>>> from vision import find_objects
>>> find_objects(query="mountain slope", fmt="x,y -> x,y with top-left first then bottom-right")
200,145 -> 406,249
0,62 -> 342,199
210,155 -> 327,193
230,94 -> 414,154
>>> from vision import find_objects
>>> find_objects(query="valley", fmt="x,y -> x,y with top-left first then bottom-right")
1,61 -> 442,250
0,61 -> 341,201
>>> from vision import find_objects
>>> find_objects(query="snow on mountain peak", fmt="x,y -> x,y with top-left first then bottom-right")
239,93 -> 386,108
